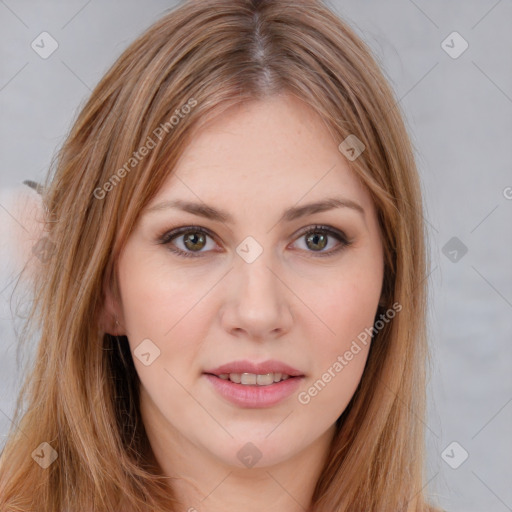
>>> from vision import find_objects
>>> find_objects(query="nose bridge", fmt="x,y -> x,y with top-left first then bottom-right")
235,233 -> 279,291
239,250 -> 278,300
237,243 -> 282,310
222,239 -> 292,339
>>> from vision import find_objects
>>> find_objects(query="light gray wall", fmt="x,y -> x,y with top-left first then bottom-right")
1,1 -> 511,511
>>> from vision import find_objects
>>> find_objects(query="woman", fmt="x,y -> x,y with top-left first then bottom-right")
0,0 -> 443,510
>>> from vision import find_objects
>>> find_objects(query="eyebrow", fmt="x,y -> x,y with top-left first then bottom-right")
145,197 -> 365,224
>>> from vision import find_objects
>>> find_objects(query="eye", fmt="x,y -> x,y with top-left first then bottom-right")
157,224 -> 351,258
158,226 -> 218,258
290,225 -> 352,257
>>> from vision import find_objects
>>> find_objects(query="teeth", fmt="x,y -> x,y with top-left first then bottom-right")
229,373 -> 241,384
241,373 -> 257,385
218,372 -> 291,385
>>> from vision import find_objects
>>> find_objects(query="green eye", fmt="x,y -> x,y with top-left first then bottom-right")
291,225 -> 351,257
159,224 -> 351,258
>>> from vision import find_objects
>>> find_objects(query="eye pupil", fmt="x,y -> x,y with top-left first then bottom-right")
184,232 -> 206,251
163,226 -> 345,258
306,232 -> 327,251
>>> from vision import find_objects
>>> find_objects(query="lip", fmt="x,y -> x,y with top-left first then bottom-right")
204,374 -> 304,408
203,359 -> 305,409
204,359 -> 305,377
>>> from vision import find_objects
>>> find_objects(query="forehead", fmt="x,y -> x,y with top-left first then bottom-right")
146,94 -> 374,217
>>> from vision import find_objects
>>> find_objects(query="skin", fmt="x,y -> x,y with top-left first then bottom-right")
110,92 -> 385,512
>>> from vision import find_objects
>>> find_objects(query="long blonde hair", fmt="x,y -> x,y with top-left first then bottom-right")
0,0 -> 440,510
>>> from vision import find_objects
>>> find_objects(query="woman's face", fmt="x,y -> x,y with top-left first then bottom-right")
115,93 -> 384,471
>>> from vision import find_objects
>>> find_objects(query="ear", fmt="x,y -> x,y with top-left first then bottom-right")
98,265 -> 125,336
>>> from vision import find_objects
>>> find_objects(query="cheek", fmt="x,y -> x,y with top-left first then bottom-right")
118,246 -> 201,339
304,254 -> 383,347
117,255 -> 210,418
117,248 -> 217,384
120,271 -> 175,340
297,252 -> 382,410
296,285 -> 378,420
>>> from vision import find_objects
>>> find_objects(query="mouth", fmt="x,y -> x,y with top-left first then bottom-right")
202,360 -> 305,408
204,359 -> 305,382
206,372 -> 296,386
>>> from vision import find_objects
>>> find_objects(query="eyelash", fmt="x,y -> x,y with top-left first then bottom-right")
157,224 -> 352,259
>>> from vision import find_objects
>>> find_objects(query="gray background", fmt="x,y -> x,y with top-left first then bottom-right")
1,1 -> 511,511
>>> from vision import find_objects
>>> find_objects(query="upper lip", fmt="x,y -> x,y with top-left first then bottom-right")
205,359 -> 305,377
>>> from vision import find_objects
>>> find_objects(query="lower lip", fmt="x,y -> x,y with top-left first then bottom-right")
204,374 -> 303,408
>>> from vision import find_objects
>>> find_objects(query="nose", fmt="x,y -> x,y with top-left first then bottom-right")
220,250 -> 294,342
